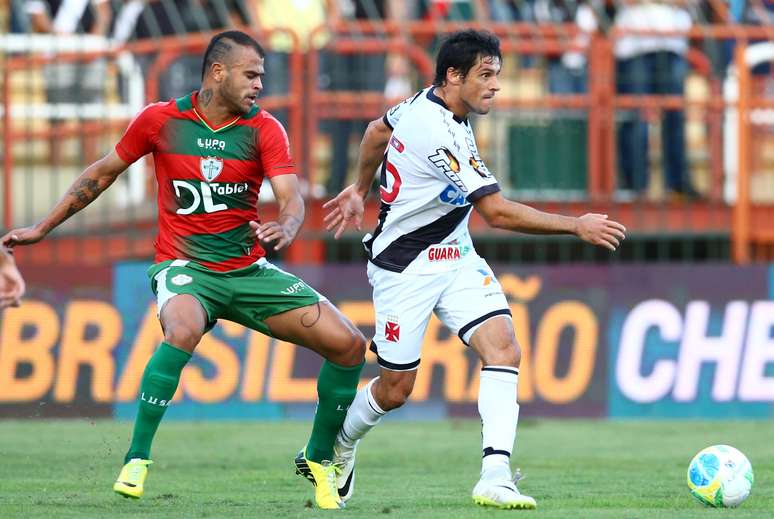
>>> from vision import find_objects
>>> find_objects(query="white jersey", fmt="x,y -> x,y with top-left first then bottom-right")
363,87 -> 500,274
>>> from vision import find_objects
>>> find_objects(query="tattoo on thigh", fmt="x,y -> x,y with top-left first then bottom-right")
301,302 -> 322,328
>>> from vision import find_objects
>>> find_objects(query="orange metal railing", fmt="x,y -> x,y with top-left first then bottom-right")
4,22 -> 774,263
734,41 -> 752,264
308,22 -> 733,227
730,39 -> 774,265
1,29 -> 304,230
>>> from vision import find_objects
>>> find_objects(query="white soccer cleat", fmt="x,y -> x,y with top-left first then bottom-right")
472,468 -> 537,510
332,441 -> 357,502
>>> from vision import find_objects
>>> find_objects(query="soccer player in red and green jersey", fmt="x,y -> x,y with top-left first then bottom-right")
2,30 -> 365,510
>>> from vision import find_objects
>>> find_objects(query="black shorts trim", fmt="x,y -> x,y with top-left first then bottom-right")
370,341 -> 420,371
458,309 -> 513,345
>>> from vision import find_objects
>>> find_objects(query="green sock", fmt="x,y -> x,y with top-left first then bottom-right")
306,360 -> 364,463
124,342 -> 191,463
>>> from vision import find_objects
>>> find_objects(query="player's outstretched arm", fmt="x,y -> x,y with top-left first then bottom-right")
250,174 -> 305,251
1,151 -> 130,248
323,117 -> 392,239
0,247 -> 25,308
473,191 -> 627,251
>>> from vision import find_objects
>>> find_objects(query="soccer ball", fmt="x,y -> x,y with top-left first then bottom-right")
687,445 -> 754,508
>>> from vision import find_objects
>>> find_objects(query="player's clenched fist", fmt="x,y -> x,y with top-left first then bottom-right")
250,220 -> 293,251
574,213 -> 627,251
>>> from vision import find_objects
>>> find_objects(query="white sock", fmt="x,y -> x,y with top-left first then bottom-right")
478,366 -> 520,478
336,378 -> 385,451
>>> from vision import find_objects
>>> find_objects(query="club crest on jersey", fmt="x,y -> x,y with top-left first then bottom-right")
200,156 -> 224,182
385,316 -> 400,342
429,147 -> 466,192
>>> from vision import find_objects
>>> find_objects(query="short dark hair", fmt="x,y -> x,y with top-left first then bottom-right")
433,30 -> 501,87
201,30 -> 265,80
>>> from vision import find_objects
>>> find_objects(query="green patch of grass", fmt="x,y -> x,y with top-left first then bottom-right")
0,419 -> 771,518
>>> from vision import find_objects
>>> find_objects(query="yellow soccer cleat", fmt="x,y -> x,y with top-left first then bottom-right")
113,458 -> 153,499
294,449 -> 344,509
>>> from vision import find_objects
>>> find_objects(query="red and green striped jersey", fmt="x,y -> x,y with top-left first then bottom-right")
115,92 -> 296,271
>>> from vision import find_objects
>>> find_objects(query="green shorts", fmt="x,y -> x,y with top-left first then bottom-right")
148,258 -> 325,337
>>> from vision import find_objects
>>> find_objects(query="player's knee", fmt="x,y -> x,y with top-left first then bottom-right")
378,378 -> 414,411
481,339 -> 521,368
163,323 -> 202,352
347,328 -> 367,363
329,327 -> 367,367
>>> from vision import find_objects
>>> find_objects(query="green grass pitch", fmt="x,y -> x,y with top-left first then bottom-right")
1,419 -> 772,518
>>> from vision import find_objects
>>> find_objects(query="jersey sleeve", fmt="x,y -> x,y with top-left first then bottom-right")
426,124 -> 500,203
383,89 -> 424,130
115,103 -> 163,164
258,116 -> 296,178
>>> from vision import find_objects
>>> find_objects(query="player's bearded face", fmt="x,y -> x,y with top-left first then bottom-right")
221,50 -> 264,115
461,55 -> 501,115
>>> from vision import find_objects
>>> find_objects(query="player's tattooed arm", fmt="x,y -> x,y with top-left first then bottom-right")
1,151 -> 130,248
251,174 -> 305,250
278,213 -> 303,240
62,178 -> 103,221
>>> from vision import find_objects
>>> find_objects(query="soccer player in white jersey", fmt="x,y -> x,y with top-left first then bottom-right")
323,30 -> 626,509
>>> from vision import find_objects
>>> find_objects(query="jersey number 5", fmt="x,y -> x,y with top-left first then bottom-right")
380,159 -> 402,203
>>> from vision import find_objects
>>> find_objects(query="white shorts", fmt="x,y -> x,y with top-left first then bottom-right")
367,257 -> 511,371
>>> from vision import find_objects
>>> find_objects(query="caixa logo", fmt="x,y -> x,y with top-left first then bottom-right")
615,299 -> 774,404
438,184 -> 467,206
172,180 -> 249,215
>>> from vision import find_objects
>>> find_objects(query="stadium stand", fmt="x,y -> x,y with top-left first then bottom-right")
3,0 -> 774,264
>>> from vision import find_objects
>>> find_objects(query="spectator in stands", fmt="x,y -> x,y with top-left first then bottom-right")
124,0 -> 251,100
540,1 -> 606,95
416,0 -> 481,21
10,0 -> 30,32
486,0 -> 533,22
251,0 -> 331,123
324,1 -> 406,196
0,248 -> 25,309
614,0 -> 700,199
26,0 -> 112,165
726,0 -> 774,74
